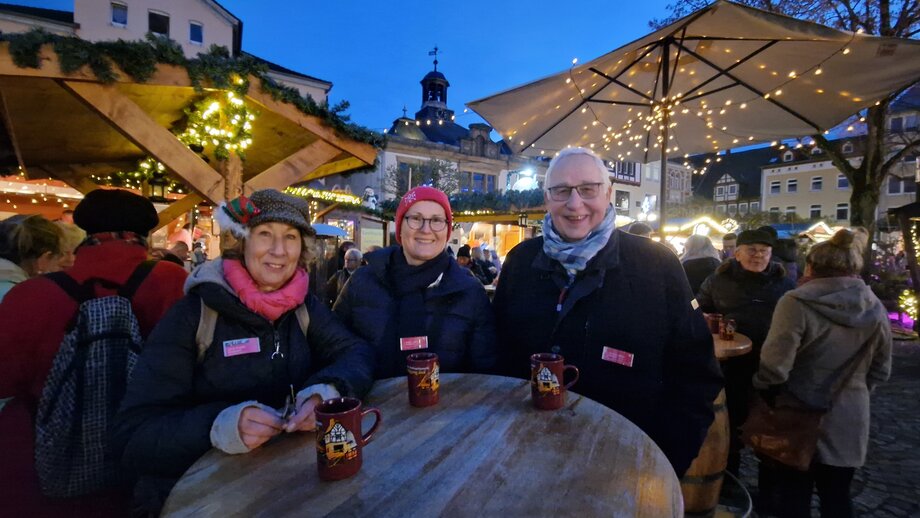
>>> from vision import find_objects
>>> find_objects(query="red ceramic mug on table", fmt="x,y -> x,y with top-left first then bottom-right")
314,397 -> 381,481
407,352 -> 440,407
530,353 -> 579,410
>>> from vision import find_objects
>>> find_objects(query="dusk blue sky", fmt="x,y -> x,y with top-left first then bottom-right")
8,0 -> 675,132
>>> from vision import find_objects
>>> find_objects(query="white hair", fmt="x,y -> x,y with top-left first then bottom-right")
544,147 -> 610,187
344,248 -> 363,261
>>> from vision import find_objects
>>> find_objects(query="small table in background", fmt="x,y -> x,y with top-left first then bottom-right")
162,374 -> 683,517
713,332 -> 752,360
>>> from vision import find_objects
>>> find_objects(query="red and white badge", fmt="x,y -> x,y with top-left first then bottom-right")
223,337 -> 260,357
601,346 -> 634,367
399,336 -> 429,351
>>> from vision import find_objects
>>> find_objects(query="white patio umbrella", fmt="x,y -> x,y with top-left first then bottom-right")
467,0 -> 920,231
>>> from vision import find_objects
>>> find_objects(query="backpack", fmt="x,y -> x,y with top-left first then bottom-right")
34,261 -> 156,498
194,299 -> 310,362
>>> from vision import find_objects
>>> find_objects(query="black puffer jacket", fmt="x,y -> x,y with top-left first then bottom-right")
333,246 -> 497,379
113,259 -> 375,480
696,259 -> 796,351
493,231 -> 723,476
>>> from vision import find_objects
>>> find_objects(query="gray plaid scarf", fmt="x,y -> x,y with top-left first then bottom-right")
542,206 -> 616,280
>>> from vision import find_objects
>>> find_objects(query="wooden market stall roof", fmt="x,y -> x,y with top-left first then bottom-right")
0,43 -> 379,229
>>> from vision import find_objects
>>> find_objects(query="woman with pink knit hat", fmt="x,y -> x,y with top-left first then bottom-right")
333,186 -> 497,379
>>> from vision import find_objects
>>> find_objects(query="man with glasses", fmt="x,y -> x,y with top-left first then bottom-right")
325,248 -> 363,307
697,229 -> 796,479
494,147 -> 722,478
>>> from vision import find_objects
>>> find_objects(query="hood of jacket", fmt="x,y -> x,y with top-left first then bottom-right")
0,257 -> 28,285
788,277 -> 882,328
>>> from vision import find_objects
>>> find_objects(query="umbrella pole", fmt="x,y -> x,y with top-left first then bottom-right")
659,117 -> 668,239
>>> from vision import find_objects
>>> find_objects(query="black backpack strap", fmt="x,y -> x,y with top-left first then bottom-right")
118,260 -> 158,300
44,271 -> 91,304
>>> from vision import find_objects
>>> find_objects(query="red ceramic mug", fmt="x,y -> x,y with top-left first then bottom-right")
530,353 -> 579,410
314,397 -> 382,481
407,352 -> 440,407
704,313 -> 722,335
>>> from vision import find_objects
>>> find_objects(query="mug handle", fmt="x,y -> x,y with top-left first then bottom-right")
563,364 -> 579,390
360,407 -> 382,445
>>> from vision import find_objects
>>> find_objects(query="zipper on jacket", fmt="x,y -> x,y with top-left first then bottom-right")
271,332 -> 284,360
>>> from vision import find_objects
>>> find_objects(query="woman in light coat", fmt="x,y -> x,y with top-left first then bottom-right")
753,228 -> 892,518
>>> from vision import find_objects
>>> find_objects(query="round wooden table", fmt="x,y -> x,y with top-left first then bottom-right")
713,332 -> 752,360
162,374 -> 683,517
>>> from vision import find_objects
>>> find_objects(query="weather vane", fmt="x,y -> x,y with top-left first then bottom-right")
428,45 -> 439,71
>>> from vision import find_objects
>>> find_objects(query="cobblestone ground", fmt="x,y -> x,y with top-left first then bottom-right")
738,338 -> 920,517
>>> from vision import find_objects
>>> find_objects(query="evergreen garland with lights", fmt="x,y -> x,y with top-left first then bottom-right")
0,29 -> 385,148
178,90 -> 257,161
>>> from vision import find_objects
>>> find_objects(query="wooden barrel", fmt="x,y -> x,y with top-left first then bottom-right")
680,388 -> 729,516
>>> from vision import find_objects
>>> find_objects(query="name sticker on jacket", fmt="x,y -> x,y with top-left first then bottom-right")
223,337 -> 260,357
399,336 -> 429,351
601,346 -> 634,368
691,298 -> 700,310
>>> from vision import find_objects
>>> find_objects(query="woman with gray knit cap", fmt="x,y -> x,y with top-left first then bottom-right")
113,189 -> 375,514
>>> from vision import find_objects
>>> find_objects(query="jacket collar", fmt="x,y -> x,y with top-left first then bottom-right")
532,229 -> 622,274
365,246 -> 470,297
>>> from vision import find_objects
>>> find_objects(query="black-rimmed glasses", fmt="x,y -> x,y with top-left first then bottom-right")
546,183 -> 604,202
404,215 -> 448,232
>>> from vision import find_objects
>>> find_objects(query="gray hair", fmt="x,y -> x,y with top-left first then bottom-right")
544,147 -> 610,187
344,248 -> 363,261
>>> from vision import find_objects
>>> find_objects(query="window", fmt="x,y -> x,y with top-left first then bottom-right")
728,184 -> 737,195
149,11 -> 169,37
614,190 -> 630,215
739,202 -> 749,215
836,203 -> 849,221
470,173 -> 495,193
717,205 -> 727,214
889,176 -> 917,194
811,176 -> 823,191
891,116 -> 903,133
111,2 -> 127,26
842,141 -> 854,154
770,181 -> 780,194
716,186 -> 724,195
811,147 -> 823,155
787,179 -> 798,193
810,205 -> 821,219
769,207 -> 780,214
728,203 -> 737,216
786,206 -> 796,216
189,21 -> 203,45
751,202 -> 760,213
837,174 -> 849,189
609,161 -> 641,185
783,151 -> 794,162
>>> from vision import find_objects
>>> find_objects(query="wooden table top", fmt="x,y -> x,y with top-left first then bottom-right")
162,374 -> 683,518
713,332 -> 753,360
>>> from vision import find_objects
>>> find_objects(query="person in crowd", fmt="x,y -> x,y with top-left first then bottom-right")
721,232 -> 737,260
456,244 -> 492,285
167,222 -> 193,252
680,234 -> 722,294
113,190 -> 375,515
757,225 -> 799,281
54,221 -> 86,271
58,209 -> 74,225
326,247 -> 363,306
753,229 -> 891,517
0,190 -> 188,517
168,240 -> 191,265
334,186 -> 497,379
697,228 -> 796,476
488,248 -> 502,276
0,215 -> 63,301
493,147 -> 722,477
471,246 -> 496,284
627,221 -> 653,238
149,247 -> 185,267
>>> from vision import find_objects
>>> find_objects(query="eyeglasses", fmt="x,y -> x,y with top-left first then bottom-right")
546,183 -> 604,202
741,246 -> 771,256
404,215 -> 448,232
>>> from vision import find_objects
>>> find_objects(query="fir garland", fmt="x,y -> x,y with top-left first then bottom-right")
377,188 -> 545,217
0,29 -> 385,148
178,91 -> 257,161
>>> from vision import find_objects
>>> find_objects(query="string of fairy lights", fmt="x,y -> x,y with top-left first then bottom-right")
498,28 -> 868,178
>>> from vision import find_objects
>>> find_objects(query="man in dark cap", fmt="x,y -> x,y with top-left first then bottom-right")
0,189 -> 188,515
697,228 -> 795,478
456,244 -> 490,284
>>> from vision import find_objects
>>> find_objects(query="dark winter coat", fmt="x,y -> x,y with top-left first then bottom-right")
113,259 -> 375,482
696,259 -> 796,351
493,231 -> 723,477
333,246 -> 498,379
682,257 -> 722,295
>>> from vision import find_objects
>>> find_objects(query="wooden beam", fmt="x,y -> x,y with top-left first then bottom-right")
154,193 -> 204,232
244,140 -> 340,192
0,87 -> 26,176
313,202 -> 341,221
452,211 -> 546,223
244,79 -> 378,166
59,80 -> 225,204
39,165 -> 102,195
302,157 -> 369,182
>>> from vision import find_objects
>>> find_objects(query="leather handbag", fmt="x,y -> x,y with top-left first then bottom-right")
741,392 -> 824,471
741,340 -> 873,471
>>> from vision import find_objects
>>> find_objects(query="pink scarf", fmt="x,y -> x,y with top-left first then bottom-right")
222,259 -> 309,322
